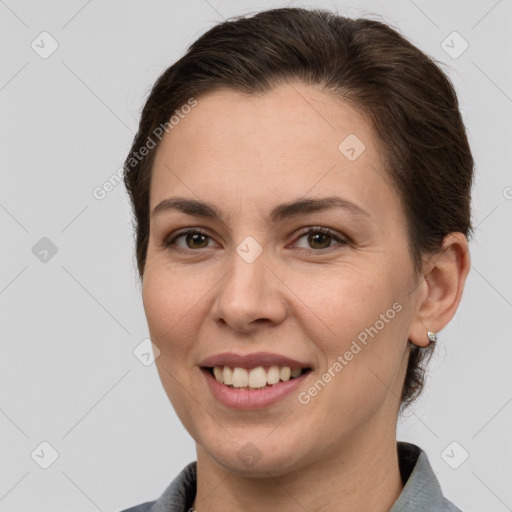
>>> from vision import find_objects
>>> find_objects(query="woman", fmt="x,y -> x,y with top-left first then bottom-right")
121,7 -> 472,511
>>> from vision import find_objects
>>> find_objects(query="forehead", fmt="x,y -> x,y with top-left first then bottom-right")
156,82 -> 374,156
150,82 -> 394,220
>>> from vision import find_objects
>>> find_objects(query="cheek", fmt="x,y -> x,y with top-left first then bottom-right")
141,273 -> 196,391
142,261 -> 205,342
288,262 -> 398,341
142,268 -> 203,419
289,264 -> 408,404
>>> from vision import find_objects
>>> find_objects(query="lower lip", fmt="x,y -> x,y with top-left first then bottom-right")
201,368 -> 310,410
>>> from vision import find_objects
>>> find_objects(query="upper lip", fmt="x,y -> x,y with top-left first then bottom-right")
199,352 -> 312,369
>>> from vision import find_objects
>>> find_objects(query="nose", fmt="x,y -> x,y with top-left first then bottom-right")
210,245 -> 288,333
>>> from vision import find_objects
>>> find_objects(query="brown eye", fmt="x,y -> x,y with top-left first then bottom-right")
165,229 -> 213,250
307,231 -> 332,249
185,232 -> 209,249
293,227 -> 347,252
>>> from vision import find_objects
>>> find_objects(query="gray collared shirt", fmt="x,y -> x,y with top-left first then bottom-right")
120,442 -> 461,512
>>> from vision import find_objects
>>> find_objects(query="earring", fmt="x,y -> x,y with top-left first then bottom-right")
427,331 -> 437,344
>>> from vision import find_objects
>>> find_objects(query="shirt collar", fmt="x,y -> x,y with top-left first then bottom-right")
390,442 -> 461,511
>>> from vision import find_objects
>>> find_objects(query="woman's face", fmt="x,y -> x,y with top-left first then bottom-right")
142,82 -> 427,475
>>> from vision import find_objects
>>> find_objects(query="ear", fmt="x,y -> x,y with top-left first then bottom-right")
408,232 -> 471,347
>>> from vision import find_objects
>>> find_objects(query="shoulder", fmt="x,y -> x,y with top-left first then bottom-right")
118,461 -> 197,512
391,442 -> 463,512
120,502 -> 155,512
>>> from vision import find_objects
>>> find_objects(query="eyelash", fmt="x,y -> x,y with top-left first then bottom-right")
163,226 -> 348,254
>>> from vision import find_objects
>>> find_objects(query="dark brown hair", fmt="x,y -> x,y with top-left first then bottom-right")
123,7 -> 474,410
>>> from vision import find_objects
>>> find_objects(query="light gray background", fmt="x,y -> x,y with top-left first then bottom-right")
1,0 -> 511,510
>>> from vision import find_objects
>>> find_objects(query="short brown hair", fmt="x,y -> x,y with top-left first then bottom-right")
123,7 -> 474,409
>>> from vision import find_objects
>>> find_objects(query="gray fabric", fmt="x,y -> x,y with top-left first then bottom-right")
390,443 -> 461,512
121,442 -> 461,512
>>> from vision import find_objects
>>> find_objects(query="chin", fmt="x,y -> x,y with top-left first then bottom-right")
199,432 -> 311,477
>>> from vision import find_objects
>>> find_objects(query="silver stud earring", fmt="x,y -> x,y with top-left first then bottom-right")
427,331 -> 437,344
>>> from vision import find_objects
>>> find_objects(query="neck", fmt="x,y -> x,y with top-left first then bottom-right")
192,427 -> 403,512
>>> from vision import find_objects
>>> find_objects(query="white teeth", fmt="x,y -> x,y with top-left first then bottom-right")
211,365 -> 306,388
223,366 -> 233,385
213,366 -> 224,383
267,365 -> 280,385
279,366 -> 291,382
232,367 -> 249,387
248,366 -> 267,388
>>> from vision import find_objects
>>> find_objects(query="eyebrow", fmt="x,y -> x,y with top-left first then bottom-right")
151,196 -> 370,223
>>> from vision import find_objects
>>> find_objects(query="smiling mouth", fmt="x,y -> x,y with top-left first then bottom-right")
203,365 -> 312,390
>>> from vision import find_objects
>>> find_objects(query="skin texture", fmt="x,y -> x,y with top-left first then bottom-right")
142,81 -> 470,512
